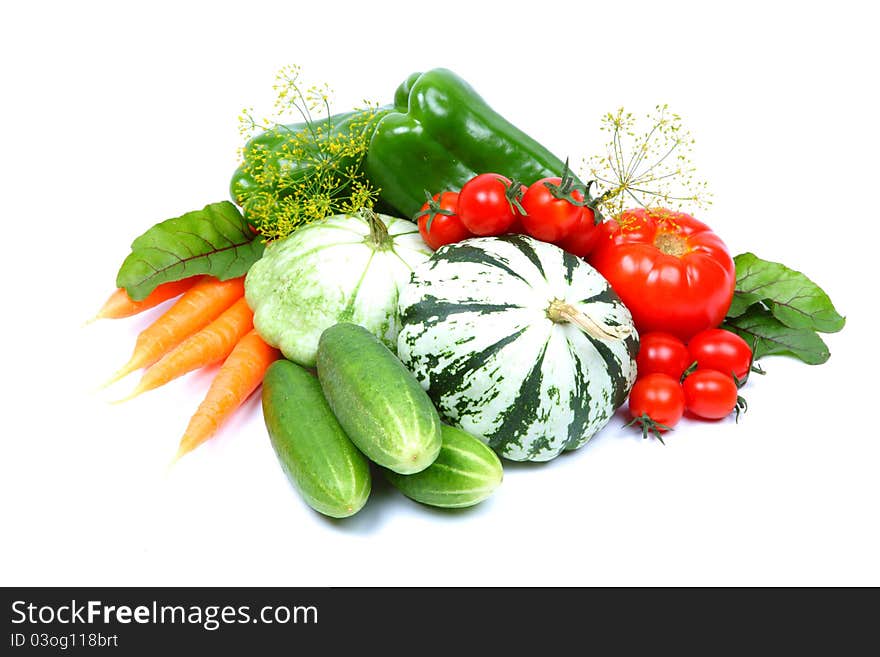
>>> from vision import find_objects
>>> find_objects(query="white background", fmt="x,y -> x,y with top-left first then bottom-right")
2,0 -> 878,586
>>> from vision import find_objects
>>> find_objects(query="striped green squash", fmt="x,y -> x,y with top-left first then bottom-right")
397,234 -> 639,462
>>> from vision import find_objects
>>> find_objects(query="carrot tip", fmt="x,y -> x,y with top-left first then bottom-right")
100,363 -> 137,390
83,315 -> 99,327
169,444 -> 190,468
98,378 -> 120,391
164,457 -> 179,474
109,389 -> 141,405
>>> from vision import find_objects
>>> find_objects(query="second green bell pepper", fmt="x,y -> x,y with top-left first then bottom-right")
365,68 -> 572,218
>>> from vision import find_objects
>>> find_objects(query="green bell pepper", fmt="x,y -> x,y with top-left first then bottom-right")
365,68 -> 572,218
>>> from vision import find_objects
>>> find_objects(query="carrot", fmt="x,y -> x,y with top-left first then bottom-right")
173,329 -> 280,462
103,276 -> 245,388
117,297 -> 254,401
89,277 -> 201,323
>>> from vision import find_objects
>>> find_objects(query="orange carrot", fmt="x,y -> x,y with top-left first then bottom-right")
103,276 -> 245,387
174,329 -> 280,461
89,277 -> 201,323
118,297 -> 254,401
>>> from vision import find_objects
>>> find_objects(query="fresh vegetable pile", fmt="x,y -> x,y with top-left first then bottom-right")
92,66 -> 843,519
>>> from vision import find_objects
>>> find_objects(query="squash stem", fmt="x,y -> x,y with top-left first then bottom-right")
546,299 -> 630,341
360,207 -> 391,249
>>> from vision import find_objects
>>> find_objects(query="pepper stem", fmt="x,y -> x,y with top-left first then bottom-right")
360,207 -> 391,249
546,299 -> 630,341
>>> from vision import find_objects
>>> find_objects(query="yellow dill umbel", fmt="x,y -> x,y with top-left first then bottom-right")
236,65 -> 381,241
584,104 -> 712,218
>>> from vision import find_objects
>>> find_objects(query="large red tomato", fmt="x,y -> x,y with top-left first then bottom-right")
589,208 -> 735,342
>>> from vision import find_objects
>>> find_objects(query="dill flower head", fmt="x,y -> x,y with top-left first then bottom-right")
235,65 -> 381,241
585,105 -> 712,219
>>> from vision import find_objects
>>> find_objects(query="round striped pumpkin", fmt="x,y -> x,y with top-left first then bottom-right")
397,234 -> 639,462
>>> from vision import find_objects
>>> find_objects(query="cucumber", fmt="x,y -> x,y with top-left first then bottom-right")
384,425 -> 503,508
316,322 -> 442,475
262,359 -> 371,518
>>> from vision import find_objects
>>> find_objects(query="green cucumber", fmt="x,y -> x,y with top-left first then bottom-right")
262,359 -> 371,518
384,425 -> 503,508
316,322 -> 442,475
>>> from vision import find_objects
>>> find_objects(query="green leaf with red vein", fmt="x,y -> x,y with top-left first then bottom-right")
116,201 -> 264,301
723,306 -> 830,365
727,252 -> 845,333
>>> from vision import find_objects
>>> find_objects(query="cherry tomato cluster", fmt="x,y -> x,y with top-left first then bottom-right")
627,328 -> 753,442
416,168 -> 601,257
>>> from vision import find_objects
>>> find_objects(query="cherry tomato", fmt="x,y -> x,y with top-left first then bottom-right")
521,178 -> 584,242
416,192 -> 473,250
682,369 -> 739,420
589,208 -> 736,342
507,215 -> 526,234
636,332 -> 691,380
628,373 -> 685,438
457,173 -> 518,236
555,206 -> 600,257
687,328 -> 753,381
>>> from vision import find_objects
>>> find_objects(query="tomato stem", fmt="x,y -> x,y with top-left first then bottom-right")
499,178 -> 526,216
624,413 -> 671,444
543,158 -> 590,206
680,360 -> 699,384
735,395 -> 748,423
413,190 -> 455,233
534,158 -> 608,226
746,336 -> 764,380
